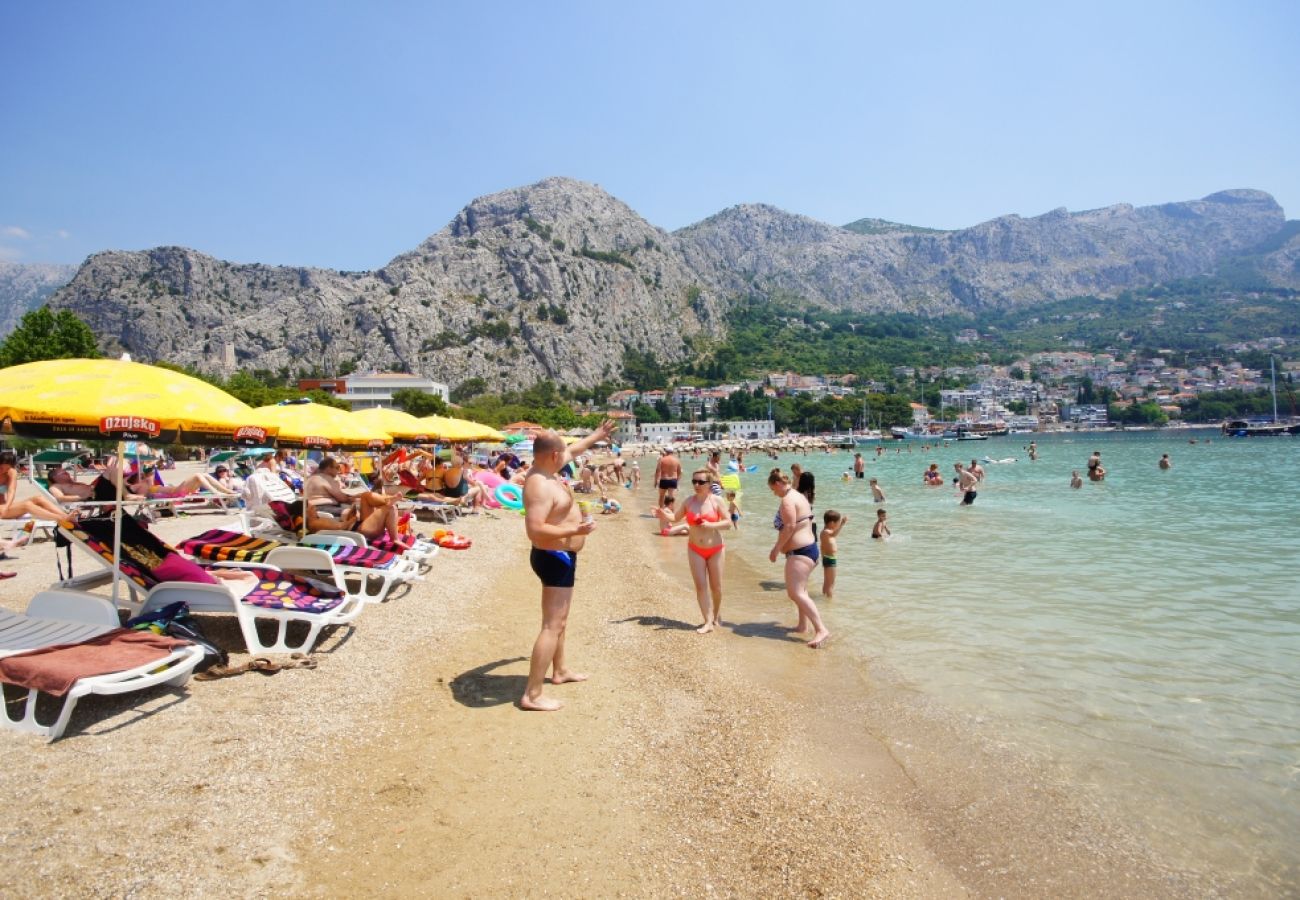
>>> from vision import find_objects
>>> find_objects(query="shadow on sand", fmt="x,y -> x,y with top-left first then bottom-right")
728,621 -> 800,643
449,657 -> 528,708
757,580 -> 788,593
610,614 -> 698,632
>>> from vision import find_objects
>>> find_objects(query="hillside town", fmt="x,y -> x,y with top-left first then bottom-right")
597,347 -> 1299,439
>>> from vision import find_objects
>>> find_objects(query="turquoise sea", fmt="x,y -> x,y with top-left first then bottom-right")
715,430 -> 1298,892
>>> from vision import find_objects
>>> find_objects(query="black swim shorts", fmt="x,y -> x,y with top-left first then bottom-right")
658,478 -> 678,491
530,547 -> 578,588
962,490 -> 978,505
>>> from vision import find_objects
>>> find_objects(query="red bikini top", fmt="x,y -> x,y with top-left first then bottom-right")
685,501 -> 724,526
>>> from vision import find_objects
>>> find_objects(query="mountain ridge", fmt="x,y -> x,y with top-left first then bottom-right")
29,178 -> 1298,390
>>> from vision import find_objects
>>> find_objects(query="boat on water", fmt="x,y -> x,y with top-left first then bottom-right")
1221,357 -> 1300,437
890,425 -> 943,441
1221,419 -> 1300,437
944,424 -> 989,441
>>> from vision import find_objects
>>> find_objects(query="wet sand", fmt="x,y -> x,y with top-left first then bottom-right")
0,469 -> 1227,897
305,488 -> 1219,898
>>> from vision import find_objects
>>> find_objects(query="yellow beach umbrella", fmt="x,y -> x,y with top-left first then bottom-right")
350,406 -> 435,443
0,357 -> 274,445
411,415 -> 502,443
0,357 -> 276,605
442,416 -> 505,442
253,400 -> 390,451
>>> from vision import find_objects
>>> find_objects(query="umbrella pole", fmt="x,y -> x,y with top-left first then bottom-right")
111,439 -> 125,606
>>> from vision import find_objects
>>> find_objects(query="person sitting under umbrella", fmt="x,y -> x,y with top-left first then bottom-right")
305,456 -> 410,549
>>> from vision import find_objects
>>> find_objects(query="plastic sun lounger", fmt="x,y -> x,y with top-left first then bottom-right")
0,590 -> 205,741
56,518 -> 366,656
179,527 -> 422,604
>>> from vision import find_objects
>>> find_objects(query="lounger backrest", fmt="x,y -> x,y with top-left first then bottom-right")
178,528 -> 280,563
66,516 -> 177,589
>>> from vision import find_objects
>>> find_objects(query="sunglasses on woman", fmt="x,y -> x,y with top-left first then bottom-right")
691,478 -> 709,485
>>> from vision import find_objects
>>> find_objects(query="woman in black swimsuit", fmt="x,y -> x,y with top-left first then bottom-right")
767,468 -> 830,648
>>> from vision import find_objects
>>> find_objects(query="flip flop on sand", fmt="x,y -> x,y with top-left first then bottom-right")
0,571 -> 15,580
194,654 -> 318,680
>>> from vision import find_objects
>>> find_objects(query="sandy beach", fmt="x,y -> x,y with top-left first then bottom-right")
0,466 -> 1223,898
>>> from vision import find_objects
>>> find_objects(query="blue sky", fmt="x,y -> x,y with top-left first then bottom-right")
2,1 -> 1297,269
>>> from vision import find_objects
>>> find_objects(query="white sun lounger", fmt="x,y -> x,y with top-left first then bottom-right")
0,590 -> 205,741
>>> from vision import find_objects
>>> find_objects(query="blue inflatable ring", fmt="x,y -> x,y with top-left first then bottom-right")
495,482 -> 524,510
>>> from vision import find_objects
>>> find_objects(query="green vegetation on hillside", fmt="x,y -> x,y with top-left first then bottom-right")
975,278 -> 1300,357
688,294 -> 981,382
841,217 -> 949,236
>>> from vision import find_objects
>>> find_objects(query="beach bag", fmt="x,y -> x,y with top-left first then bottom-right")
126,601 -> 227,672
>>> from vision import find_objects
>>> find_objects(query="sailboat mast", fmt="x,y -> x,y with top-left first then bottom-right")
1272,356 -> 1279,423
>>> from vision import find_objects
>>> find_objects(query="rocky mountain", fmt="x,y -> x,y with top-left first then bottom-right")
50,179 -> 722,389
43,179 -> 1296,391
679,189 -> 1289,315
0,261 -> 77,336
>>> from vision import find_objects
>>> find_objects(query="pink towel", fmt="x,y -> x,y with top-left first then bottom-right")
0,629 -> 190,697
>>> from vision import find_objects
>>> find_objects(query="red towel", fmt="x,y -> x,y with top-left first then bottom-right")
0,629 -> 190,697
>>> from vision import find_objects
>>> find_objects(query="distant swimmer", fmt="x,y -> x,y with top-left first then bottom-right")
955,462 -> 979,505
1087,450 -> 1106,482
869,477 -> 886,503
1027,441 -> 1039,461
924,463 -> 943,486
1159,453 -> 1172,470
854,452 -> 865,479
1070,470 -> 1083,489
969,459 -> 986,482
872,508 -> 891,540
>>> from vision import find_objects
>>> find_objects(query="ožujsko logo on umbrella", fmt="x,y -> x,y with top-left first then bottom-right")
303,435 -> 332,448
99,416 -> 161,439
233,425 -> 269,446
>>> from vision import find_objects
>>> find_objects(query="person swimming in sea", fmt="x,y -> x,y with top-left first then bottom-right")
871,508 -> 890,540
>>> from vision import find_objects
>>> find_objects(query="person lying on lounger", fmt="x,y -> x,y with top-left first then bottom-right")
125,468 -> 240,499
0,451 -> 73,523
46,467 -> 99,502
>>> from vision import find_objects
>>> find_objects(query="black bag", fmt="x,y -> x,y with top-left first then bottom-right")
126,601 -> 228,672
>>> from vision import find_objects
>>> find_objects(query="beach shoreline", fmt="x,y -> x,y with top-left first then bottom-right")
304,471 -> 1224,898
0,465 -> 1242,896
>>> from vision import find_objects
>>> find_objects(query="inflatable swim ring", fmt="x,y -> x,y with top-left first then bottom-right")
432,529 -> 472,550
495,482 -> 524,510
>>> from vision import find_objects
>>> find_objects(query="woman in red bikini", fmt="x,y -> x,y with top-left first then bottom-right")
652,469 -> 729,633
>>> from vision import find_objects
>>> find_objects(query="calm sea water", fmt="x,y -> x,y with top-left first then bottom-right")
719,430 -> 1299,890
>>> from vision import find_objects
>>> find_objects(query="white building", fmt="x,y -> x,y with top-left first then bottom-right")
337,373 -> 449,410
638,419 -> 776,442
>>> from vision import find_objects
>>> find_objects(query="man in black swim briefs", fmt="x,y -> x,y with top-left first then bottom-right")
652,449 -> 682,508
520,419 -> 617,712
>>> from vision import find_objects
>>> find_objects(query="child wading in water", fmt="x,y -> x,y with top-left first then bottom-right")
872,508 -> 891,539
726,490 -> 741,529
820,510 -> 847,598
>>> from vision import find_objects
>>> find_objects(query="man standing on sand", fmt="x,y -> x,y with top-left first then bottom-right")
521,419 -> 617,712
652,449 -> 681,508
955,462 -> 979,506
